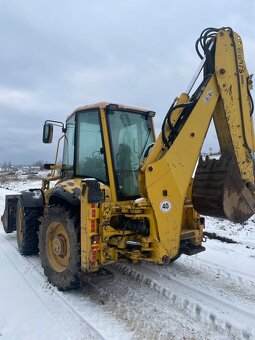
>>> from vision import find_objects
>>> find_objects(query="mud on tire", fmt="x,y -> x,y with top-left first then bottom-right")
39,205 -> 80,291
16,199 -> 41,255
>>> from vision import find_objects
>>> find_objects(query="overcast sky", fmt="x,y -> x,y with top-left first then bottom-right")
0,0 -> 255,164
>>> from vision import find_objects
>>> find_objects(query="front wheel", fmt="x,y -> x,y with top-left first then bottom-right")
39,205 -> 80,290
16,199 -> 40,255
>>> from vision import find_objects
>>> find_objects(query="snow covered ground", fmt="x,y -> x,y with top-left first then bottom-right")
0,177 -> 254,339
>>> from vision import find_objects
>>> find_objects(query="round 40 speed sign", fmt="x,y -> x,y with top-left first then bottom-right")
160,200 -> 171,213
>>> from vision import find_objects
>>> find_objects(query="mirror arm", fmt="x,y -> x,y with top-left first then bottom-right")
44,120 -> 66,133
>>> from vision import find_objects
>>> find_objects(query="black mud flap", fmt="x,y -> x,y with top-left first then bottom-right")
181,245 -> 206,256
79,268 -> 114,284
192,157 -> 255,223
1,195 -> 20,233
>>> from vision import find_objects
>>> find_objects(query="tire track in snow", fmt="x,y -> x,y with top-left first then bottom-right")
142,263 -> 255,322
112,262 -> 254,339
83,268 -> 213,340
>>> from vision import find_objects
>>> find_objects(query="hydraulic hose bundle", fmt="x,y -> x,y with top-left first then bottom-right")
161,27 -> 254,152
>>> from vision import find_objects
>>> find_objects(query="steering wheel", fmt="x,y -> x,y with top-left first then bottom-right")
92,151 -> 101,159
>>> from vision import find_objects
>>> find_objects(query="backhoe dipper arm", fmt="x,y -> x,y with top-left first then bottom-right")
193,28 -> 255,223
139,27 -> 255,259
213,30 -> 255,180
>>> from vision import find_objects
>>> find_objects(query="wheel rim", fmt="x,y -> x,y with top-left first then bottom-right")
46,222 -> 70,273
17,206 -> 23,242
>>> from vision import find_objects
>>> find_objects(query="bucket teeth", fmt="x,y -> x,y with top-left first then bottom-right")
192,157 -> 255,223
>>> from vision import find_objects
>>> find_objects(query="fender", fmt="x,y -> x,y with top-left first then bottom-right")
48,186 -> 81,207
20,189 -> 45,208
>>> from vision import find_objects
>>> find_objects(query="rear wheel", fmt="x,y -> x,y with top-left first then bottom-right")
16,199 -> 40,255
39,205 -> 80,290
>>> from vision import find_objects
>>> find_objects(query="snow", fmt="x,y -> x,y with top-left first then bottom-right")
0,179 -> 255,339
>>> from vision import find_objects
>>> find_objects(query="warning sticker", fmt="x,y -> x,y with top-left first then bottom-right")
203,90 -> 214,104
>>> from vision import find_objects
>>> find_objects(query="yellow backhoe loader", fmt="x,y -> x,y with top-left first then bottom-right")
2,27 -> 255,290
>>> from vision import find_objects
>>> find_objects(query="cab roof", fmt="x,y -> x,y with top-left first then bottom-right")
67,102 -> 155,120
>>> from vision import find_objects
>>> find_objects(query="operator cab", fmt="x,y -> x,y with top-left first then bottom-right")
45,103 -> 156,201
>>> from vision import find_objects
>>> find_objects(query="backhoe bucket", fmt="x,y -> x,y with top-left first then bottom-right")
192,157 -> 255,223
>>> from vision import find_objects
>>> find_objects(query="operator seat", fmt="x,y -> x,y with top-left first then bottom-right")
116,144 -> 135,196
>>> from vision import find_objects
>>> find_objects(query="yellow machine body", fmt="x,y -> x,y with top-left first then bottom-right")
2,27 -> 255,288
41,28 -> 255,272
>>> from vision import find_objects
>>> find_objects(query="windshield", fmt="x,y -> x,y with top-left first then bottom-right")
107,110 -> 154,200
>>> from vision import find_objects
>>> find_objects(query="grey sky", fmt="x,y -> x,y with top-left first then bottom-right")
0,0 -> 254,164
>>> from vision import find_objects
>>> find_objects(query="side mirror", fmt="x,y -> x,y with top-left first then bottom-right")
43,123 -> 53,144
